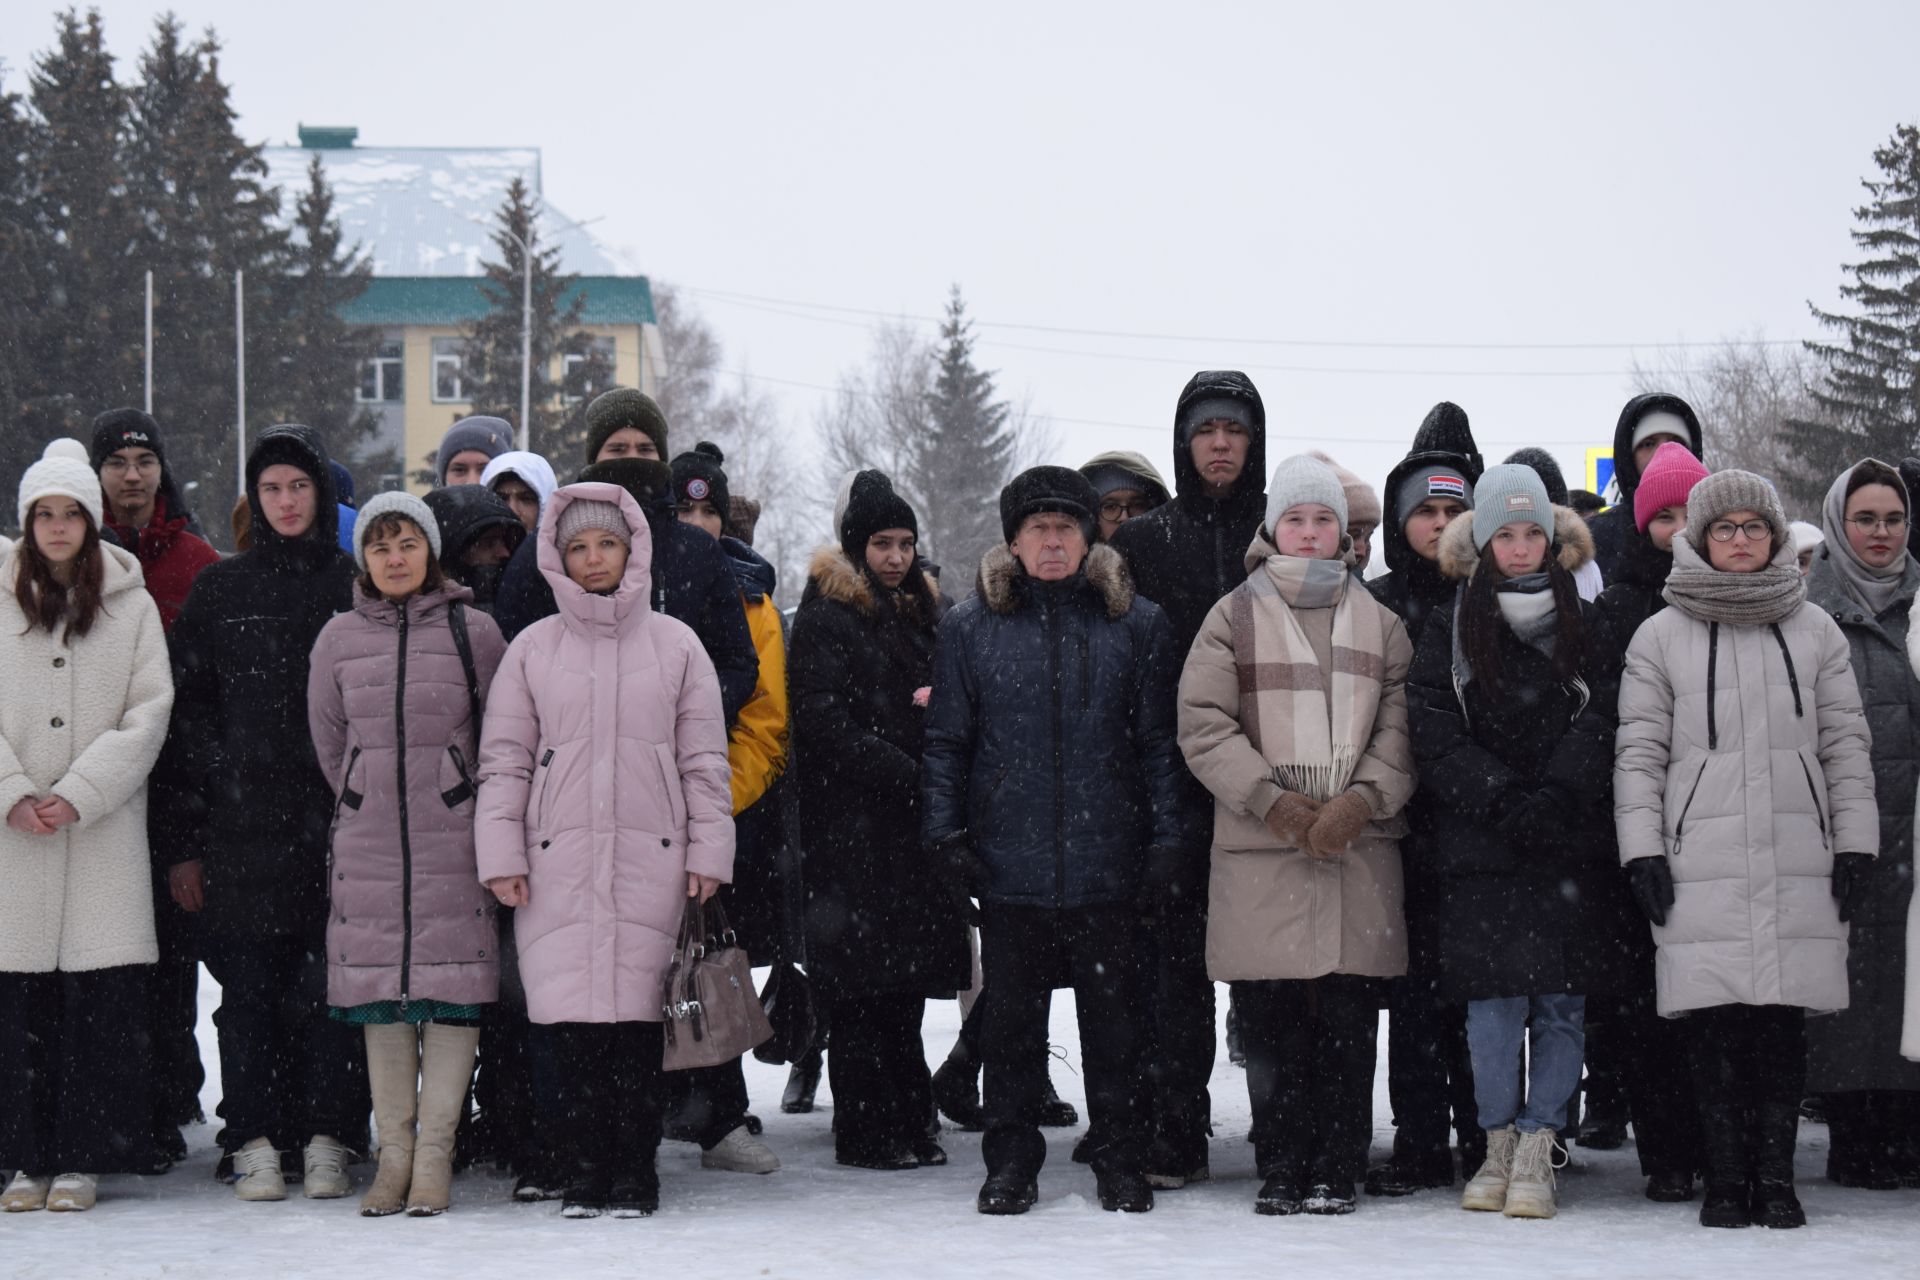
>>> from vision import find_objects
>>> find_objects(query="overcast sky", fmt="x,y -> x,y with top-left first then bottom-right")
5,1 -> 1916,503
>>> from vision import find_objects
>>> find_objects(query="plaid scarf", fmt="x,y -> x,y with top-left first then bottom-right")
1229,553 -> 1387,802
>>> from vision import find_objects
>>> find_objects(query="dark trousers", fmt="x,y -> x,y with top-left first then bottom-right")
662,1055 -> 752,1148
0,966 -> 154,1173
980,902 -> 1144,1179
825,993 -> 931,1156
147,874 -> 204,1131
201,933 -> 366,1152
1237,975 -> 1382,1186
472,907 -> 541,1172
534,1021 -> 665,1188
1683,1004 -> 1807,1110
1598,989 -> 1700,1177
1384,976 -> 1476,1159
1137,898 -> 1214,1165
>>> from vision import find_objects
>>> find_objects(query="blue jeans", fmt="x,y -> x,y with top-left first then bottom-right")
1465,994 -> 1586,1135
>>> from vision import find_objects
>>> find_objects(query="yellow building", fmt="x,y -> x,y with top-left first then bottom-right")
264,126 -> 659,493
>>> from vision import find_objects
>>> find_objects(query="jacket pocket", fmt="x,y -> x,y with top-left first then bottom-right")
1796,751 -> 1830,850
1668,758 -> 1708,857
529,745 -> 556,834
441,744 -> 478,809
653,742 -> 688,830
334,746 -> 364,817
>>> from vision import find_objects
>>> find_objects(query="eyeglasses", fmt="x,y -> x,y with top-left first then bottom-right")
101,456 -> 160,474
1707,519 -> 1772,543
1099,498 -> 1155,520
1847,513 -> 1909,535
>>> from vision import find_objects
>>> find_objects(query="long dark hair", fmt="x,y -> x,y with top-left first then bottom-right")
14,507 -> 106,643
1457,541 -> 1585,700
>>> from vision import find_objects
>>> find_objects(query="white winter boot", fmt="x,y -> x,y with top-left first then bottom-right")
1503,1129 -> 1562,1219
46,1173 -> 97,1212
1461,1124 -> 1518,1212
233,1137 -> 287,1202
407,1021 -> 480,1216
701,1123 -> 782,1174
303,1134 -> 352,1199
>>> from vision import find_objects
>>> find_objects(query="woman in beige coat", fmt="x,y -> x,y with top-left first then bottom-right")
0,441 -> 174,1214
1615,469 -> 1876,1230
1180,455 -> 1415,1218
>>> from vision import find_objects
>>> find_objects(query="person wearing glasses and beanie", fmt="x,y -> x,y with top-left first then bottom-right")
1615,469 -> 1876,1229
1802,460 -> 1920,1189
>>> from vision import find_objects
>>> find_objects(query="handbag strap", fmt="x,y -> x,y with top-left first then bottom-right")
448,601 -> 483,736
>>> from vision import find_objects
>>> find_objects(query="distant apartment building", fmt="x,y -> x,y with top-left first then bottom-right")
262,126 -> 659,492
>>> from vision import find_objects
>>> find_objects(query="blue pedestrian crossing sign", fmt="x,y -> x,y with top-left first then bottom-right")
1587,449 -> 1618,506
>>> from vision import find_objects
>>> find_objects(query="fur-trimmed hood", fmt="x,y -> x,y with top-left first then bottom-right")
1438,504 -> 1595,581
805,543 -> 942,619
977,543 -> 1134,619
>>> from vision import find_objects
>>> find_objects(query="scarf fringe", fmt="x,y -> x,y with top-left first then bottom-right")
1271,745 -> 1362,804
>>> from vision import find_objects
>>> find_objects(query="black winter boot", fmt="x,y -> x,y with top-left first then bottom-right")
931,1056 -> 985,1132
977,1167 -> 1039,1215
1697,1105 -> 1751,1229
1750,1103 -> 1805,1229
1033,1073 -> 1080,1128
1095,1167 -> 1153,1213
782,1047 -> 822,1115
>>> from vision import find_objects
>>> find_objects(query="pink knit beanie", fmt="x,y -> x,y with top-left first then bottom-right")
1633,441 -> 1710,532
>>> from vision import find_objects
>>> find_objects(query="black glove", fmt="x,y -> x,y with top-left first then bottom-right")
1625,856 -> 1675,927
929,833 -> 985,926
1832,852 -> 1874,924
1135,843 -> 1187,924
1496,784 -> 1572,848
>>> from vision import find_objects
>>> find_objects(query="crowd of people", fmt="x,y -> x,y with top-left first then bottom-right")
4,374 -> 1920,1234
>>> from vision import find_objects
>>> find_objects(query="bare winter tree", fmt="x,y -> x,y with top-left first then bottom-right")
1629,336 -> 1823,520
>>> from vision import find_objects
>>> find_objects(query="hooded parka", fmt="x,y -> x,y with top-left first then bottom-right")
1180,530 -> 1416,982
308,580 -> 508,1009
1614,540 -> 1878,1016
0,540 -> 174,973
1588,394 -> 1704,581
474,484 -> 734,1025
921,543 -> 1185,909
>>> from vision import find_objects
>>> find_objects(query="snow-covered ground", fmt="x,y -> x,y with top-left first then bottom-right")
5,970 -> 1918,1280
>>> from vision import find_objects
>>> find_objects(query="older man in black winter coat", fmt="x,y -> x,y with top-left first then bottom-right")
1104,370 -> 1267,1186
924,467 -> 1186,1216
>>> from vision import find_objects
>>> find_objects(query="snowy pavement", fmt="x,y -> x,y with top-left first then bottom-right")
4,970 -> 1918,1279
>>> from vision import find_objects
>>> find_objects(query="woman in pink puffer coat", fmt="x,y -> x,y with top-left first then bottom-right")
476,481 -> 733,1219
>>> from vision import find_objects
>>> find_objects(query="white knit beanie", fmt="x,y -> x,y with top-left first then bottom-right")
352,490 -> 442,569
18,439 -> 103,531
1264,454 -> 1349,534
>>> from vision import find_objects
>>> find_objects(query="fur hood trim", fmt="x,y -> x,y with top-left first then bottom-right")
978,543 -> 1134,619
1438,504 -> 1595,581
806,543 -> 941,616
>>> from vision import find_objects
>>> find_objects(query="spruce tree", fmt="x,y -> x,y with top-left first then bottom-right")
27,8 -> 141,437
909,287 -> 1015,584
263,155 -> 384,492
0,63 -> 45,511
464,178 -> 608,462
1783,124 -> 1920,508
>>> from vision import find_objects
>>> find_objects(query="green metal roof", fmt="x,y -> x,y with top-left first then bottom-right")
340,276 -> 655,327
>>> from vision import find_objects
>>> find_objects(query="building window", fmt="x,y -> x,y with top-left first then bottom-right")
357,339 -> 403,403
562,337 -> 617,403
432,338 -> 470,403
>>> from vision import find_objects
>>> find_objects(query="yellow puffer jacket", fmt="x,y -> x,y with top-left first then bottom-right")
730,592 -> 789,814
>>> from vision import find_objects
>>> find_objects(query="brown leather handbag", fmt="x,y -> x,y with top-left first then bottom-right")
661,898 -> 774,1071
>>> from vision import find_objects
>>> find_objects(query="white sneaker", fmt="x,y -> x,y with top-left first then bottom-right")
233,1138 -> 286,1202
3,1171 -> 49,1212
303,1135 -> 352,1199
1503,1129 -> 1563,1219
46,1173 -> 96,1212
1461,1125 -> 1518,1212
700,1124 -> 781,1174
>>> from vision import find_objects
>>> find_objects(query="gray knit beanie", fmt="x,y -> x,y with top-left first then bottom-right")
1265,454 -> 1348,534
352,490 -> 442,569
1470,463 -> 1554,551
1393,464 -> 1474,530
554,498 -> 631,551
1684,469 -> 1789,554
435,416 -> 513,484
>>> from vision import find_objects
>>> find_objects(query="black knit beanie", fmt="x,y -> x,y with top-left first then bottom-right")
999,465 -> 1098,543
584,388 -> 670,464
839,469 -> 917,563
90,407 -> 166,470
1503,447 -> 1569,506
670,441 -> 731,517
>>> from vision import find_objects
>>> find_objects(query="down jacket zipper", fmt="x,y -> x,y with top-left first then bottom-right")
395,605 -> 414,1008
1671,759 -> 1708,857
1047,593 -> 1066,905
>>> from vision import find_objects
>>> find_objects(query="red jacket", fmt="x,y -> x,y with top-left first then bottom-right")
105,495 -> 221,632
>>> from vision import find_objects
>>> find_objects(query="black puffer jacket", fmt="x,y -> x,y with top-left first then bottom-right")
1592,522 -> 1672,655
1366,402 -> 1485,652
493,499 -> 757,726
790,547 -> 968,999
922,544 -> 1184,908
421,484 -> 524,614
1804,556 -> 1920,1091
1588,393 -> 1703,580
153,425 -> 356,940
1405,510 -> 1641,1002
1106,371 -> 1266,897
